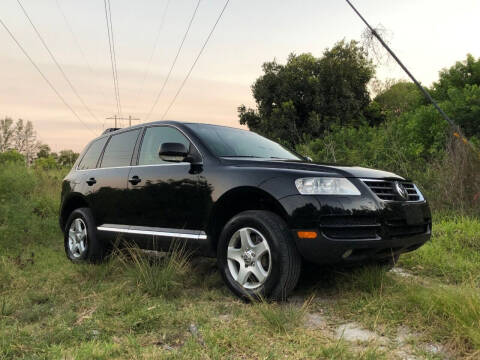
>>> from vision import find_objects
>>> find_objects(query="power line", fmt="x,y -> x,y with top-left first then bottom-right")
134,0 -> 171,104
0,17 -> 94,134
103,0 -> 121,115
145,0 -> 202,121
16,0 -> 102,126
55,0 -> 110,105
345,0 -> 477,152
107,0 -> 121,115
161,0 -> 230,120
55,0 -> 93,78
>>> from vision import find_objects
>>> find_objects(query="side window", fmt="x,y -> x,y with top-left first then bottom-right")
138,126 -> 190,165
100,129 -> 140,168
77,137 -> 108,170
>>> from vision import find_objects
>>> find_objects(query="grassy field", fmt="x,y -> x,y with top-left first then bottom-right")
1,164 -> 479,359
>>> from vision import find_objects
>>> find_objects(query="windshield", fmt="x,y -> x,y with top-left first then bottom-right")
186,124 -> 302,160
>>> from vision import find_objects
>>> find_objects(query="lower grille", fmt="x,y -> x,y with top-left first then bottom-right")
323,227 -> 378,240
362,179 -> 423,202
386,219 -> 430,238
320,215 -> 380,240
319,215 -> 430,240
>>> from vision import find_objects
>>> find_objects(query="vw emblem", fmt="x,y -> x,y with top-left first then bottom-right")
394,181 -> 408,200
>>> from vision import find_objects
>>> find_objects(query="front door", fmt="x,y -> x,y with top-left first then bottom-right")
126,125 -> 203,230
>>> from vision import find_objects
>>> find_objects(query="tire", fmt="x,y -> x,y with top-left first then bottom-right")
217,210 -> 301,301
64,207 -> 108,263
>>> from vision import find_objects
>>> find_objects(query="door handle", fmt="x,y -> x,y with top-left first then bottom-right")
128,175 -> 141,185
86,177 -> 96,186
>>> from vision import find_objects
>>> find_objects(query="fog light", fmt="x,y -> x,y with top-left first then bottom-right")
297,231 -> 318,239
342,249 -> 353,259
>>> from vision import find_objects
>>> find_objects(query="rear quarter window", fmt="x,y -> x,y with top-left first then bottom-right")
77,137 -> 108,170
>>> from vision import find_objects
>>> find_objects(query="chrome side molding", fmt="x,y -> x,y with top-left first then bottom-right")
97,224 -> 207,240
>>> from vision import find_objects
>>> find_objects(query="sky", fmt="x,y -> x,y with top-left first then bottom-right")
0,0 -> 479,152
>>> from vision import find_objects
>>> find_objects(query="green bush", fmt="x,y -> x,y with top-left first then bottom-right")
0,150 -> 25,165
0,163 -> 37,200
0,162 -> 63,250
34,156 -> 58,170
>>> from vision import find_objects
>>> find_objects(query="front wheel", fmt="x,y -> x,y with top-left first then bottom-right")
217,210 -> 301,301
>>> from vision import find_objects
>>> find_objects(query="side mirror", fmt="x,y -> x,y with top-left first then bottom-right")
159,142 -> 189,162
306,156 -> 313,162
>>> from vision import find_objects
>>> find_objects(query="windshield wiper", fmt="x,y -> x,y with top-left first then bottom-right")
221,155 -> 263,158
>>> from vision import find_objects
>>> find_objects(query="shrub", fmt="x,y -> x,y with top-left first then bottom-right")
0,163 -> 37,200
0,150 -> 25,165
117,242 -> 190,297
34,156 -> 58,170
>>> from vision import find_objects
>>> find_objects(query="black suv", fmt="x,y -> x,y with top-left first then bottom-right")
60,121 -> 431,299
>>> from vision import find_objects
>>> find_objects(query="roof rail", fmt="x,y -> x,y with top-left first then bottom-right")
102,128 -> 121,135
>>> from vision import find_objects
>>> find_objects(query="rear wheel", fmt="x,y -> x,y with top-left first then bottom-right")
217,210 -> 301,301
64,207 -> 108,263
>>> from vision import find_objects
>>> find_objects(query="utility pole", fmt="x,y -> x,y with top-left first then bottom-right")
127,115 -> 140,127
105,115 -> 141,128
345,0 -> 477,152
106,114 -> 119,128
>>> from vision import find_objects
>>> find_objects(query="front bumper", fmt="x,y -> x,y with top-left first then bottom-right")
279,194 -> 432,265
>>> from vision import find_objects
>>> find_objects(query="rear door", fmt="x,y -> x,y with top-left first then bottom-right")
125,125 -> 203,230
86,129 -> 141,226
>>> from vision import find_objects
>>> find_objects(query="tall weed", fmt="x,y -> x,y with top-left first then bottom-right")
117,241 -> 190,297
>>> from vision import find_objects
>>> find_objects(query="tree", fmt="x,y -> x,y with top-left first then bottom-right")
440,84 -> 480,138
13,119 -> 38,164
57,150 -> 79,167
432,54 -> 480,101
429,55 -> 480,138
238,40 -> 375,146
1,118 -> 39,164
374,81 -> 424,116
0,118 -> 15,152
35,156 -> 58,170
37,144 -> 51,159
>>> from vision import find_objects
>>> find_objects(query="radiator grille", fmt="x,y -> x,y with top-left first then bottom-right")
362,180 -> 423,202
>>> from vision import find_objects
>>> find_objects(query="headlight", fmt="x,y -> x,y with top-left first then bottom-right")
295,177 -> 361,195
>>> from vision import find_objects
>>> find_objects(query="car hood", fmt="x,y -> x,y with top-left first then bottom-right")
222,158 -> 404,180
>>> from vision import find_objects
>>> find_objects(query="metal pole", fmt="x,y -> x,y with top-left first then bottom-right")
345,0 -> 456,129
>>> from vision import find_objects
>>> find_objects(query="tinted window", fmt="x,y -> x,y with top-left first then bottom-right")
138,126 -> 190,165
186,124 -> 301,160
101,129 -> 140,168
77,137 -> 108,170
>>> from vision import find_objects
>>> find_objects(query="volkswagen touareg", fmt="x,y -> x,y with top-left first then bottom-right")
60,121 -> 431,299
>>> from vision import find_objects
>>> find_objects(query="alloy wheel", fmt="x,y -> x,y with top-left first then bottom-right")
68,218 -> 88,258
227,227 -> 271,289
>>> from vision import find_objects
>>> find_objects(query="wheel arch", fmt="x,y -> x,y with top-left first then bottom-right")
206,186 -> 289,254
59,193 -> 90,232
